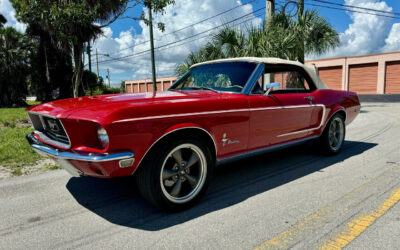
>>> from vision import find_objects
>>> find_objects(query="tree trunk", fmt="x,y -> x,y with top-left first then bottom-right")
286,71 -> 299,88
73,44 -> 83,97
298,0 -> 305,64
43,46 -> 53,101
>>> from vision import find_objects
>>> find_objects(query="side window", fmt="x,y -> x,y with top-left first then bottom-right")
251,65 -> 314,94
252,74 -> 264,94
271,71 -> 310,90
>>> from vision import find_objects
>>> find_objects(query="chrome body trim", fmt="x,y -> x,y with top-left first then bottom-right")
34,131 -> 70,149
28,111 -> 58,119
26,133 -> 134,162
113,109 -> 250,123
216,135 -> 319,166
131,126 -> 217,175
113,104 -> 326,125
276,104 -> 326,137
319,108 -> 347,133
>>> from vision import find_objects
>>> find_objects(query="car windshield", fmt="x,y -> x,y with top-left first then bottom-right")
170,62 -> 257,93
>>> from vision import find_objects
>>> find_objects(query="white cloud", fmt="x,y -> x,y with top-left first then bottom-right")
92,0 -> 262,80
382,23 -> 400,52
0,0 -> 26,32
311,0 -> 400,59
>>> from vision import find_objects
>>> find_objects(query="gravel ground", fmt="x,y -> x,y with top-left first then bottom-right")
0,159 -> 59,180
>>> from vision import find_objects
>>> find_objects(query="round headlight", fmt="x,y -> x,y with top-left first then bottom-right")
97,126 -> 109,148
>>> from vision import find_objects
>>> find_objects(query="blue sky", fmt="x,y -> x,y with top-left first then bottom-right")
2,0 -> 400,87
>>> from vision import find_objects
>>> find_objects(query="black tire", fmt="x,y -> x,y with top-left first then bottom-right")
317,113 -> 346,155
135,136 -> 213,212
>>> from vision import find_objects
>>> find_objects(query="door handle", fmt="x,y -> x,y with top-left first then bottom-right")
304,96 -> 314,103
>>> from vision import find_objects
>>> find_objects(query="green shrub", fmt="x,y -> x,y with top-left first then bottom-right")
87,85 -> 121,96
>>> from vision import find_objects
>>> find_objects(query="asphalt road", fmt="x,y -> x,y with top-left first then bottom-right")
1,102 -> 400,250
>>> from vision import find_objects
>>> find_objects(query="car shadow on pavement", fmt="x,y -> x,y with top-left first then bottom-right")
66,140 -> 377,231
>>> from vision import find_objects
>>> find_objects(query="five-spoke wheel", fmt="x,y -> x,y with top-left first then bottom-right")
135,136 -> 213,212
160,144 -> 207,203
328,116 -> 344,151
318,113 -> 346,155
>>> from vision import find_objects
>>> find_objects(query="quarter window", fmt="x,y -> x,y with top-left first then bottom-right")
251,65 -> 314,94
270,71 -> 311,90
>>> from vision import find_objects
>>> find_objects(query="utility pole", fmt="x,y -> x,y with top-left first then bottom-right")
87,41 -> 92,72
298,0 -> 305,63
148,4 -> 157,92
107,68 -> 110,87
96,49 -> 99,77
266,0 -> 275,85
266,0 -> 275,23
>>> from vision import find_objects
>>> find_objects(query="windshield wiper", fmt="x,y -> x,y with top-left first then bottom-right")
189,86 -> 219,93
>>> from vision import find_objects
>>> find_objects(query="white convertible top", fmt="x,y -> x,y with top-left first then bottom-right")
191,57 -> 328,90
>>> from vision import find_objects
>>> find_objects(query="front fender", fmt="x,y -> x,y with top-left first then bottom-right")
131,123 -> 217,175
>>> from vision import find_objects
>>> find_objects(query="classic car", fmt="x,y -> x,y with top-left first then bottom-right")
26,57 -> 360,211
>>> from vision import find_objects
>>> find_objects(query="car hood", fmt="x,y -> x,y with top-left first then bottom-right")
27,91 -> 221,124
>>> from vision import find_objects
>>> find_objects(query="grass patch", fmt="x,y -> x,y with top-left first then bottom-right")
0,101 -> 40,125
0,100 -> 67,177
0,101 -> 42,167
0,107 -> 29,125
0,101 -> 55,177
26,100 -> 41,106
38,164 -> 61,171
0,126 -> 42,167
11,167 -> 23,176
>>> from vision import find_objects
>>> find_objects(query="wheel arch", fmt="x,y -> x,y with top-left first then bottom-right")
133,124 -> 217,175
330,106 -> 347,122
321,106 -> 347,134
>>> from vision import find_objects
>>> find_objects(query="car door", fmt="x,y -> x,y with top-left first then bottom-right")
247,64 -> 323,150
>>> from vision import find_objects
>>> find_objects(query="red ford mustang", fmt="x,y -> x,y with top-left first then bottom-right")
26,57 -> 360,211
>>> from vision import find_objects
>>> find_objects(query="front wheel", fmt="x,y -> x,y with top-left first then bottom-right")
317,113 -> 346,155
135,137 -> 213,212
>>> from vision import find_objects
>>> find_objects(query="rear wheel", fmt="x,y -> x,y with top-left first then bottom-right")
318,113 -> 346,155
135,137 -> 213,212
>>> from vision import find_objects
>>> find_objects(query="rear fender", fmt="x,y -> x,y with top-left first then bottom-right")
320,105 -> 346,134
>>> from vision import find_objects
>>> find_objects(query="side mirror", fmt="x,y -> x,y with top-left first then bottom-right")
264,82 -> 280,96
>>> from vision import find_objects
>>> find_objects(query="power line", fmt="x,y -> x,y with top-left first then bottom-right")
104,0 -> 257,56
98,11 -> 264,65
96,11 -> 264,78
97,11 -> 264,70
153,12 -> 265,53
160,0 -> 257,37
312,0 -> 400,16
99,0 -> 397,61
97,6 -> 266,65
305,1 -> 400,20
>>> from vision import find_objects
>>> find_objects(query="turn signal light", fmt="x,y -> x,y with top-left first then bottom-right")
119,158 -> 135,168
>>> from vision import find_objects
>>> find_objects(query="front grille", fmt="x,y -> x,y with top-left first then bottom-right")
28,113 -> 71,148
42,117 -> 69,142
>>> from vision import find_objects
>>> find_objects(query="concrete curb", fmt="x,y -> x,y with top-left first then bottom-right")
359,94 -> 400,103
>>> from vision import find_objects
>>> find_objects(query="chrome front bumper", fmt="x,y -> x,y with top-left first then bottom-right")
26,133 -> 134,176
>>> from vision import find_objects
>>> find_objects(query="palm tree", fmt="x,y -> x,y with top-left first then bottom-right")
0,27 -> 32,107
45,1 -> 127,97
11,0 -> 139,97
0,15 -> 6,27
175,10 -> 339,75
